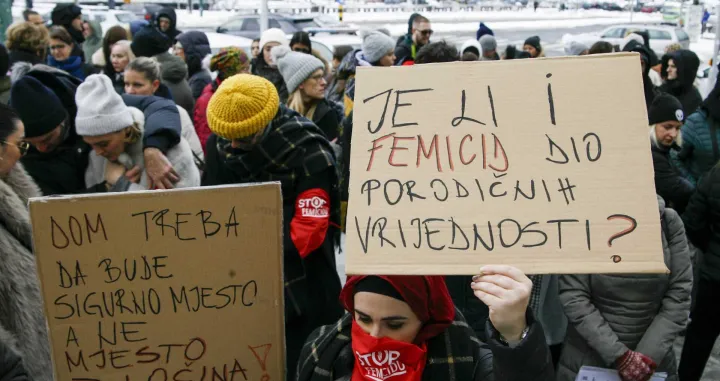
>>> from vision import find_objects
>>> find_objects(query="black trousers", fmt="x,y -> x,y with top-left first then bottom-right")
679,277 -> 720,381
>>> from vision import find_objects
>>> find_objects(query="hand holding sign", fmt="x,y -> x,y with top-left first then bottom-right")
471,265 -> 531,342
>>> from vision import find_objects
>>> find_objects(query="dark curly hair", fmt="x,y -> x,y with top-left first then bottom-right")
415,41 -> 458,64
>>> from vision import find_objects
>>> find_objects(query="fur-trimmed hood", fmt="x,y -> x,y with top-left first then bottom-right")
0,163 -> 52,381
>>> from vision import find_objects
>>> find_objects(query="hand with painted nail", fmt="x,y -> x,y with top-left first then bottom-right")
471,265 -> 532,342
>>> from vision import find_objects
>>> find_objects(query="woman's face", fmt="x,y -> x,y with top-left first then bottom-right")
667,59 -> 678,80
291,43 -> 311,54
263,42 -> 281,65
50,38 -> 72,61
124,70 -> 159,96
378,50 -> 396,67
655,121 -> 682,147
251,41 -> 260,58
83,130 -> 127,162
523,44 -> 538,58
299,69 -> 327,101
353,292 -> 422,343
110,45 -> 130,73
0,121 -> 26,176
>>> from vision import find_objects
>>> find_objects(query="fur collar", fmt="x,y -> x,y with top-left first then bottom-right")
0,163 -> 41,249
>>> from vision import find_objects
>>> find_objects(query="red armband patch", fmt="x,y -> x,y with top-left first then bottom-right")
291,189 -> 330,258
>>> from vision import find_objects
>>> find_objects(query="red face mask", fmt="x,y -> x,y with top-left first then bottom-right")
351,320 -> 427,381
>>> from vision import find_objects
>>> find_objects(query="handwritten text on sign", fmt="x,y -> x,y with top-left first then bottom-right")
30,184 -> 285,381
346,54 -> 666,275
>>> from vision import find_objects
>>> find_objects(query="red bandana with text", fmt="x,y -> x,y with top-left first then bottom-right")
351,320 -> 427,381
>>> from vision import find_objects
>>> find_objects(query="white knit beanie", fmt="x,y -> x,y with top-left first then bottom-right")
75,74 -> 134,136
260,28 -> 289,51
272,45 -> 325,94
361,30 -> 395,64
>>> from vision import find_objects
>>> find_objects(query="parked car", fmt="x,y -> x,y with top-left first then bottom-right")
121,3 -> 163,22
205,32 -> 254,56
662,2 -> 685,26
216,14 -> 357,39
563,24 -> 690,57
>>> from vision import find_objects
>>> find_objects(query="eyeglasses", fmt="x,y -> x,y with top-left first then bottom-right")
2,141 -> 30,156
418,29 -> 434,36
293,47 -> 311,54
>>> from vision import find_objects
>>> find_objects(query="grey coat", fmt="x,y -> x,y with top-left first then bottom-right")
557,196 -> 692,381
155,52 -> 195,116
0,164 -> 52,381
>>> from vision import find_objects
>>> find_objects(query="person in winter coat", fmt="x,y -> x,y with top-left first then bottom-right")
326,47 -> 354,104
5,22 -> 48,68
523,35 -> 544,58
0,334 -> 31,381
131,25 -> 195,115
290,31 -> 313,54
93,25 -> 128,71
47,27 -> 95,80
9,63 -> 183,194
297,269 -> 555,381
194,47 -> 250,152
395,14 -> 431,65
678,164 -> 720,381
174,31 -> 212,100
0,103 -> 53,381
460,39 -> 481,59
51,3 -> 85,59
0,45 -> 10,104
154,7 -> 181,44
396,13 -> 421,47
82,20 -> 102,64
273,46 -> 342,142
252,28 -> 290,104
671,77 -> 720,186
648,93 -> 694,214
565,41 -> 588,56
124,57 -> 204,165
623,38 -> 658,112
557,196 -> 691,381
106,40 -> 135,94
76,75 -> 200,191
660,50 -> 702,116
202,74 -> 344,380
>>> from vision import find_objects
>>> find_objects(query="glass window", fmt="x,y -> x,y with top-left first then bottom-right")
93,14 -> 106,22
269,19 -> 282,29
294,19 -> 320,29
242,18 -> 260,31
223,18 -> 245,31
648,29 -> 672,40
115,13 -> 135,23
676,29 -> 689,41
602,28 -> 625,38
278,20 -> 296,33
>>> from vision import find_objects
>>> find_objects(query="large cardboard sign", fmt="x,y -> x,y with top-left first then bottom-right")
346,54 -> 667,275
29,184 -> 285,381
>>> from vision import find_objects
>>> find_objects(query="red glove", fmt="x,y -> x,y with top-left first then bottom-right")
616,350 -> 657,381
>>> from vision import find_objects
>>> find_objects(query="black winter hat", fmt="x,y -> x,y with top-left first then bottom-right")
51,3 -> 82,27
131,25 -> 172,58
649,93 -> 684,125
0,44 -> 8,76
524,35 -> 541,51
9,76 -> 68,138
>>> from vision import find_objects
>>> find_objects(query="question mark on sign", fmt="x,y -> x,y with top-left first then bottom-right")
606,214 -> 638,248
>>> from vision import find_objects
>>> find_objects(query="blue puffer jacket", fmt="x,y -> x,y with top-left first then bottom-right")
671,109 -> 720,186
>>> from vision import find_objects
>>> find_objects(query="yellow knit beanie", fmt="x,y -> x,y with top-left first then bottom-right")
207,74 -> 280,140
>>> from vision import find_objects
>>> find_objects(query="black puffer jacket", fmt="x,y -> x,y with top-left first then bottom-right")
683,165 -> 720,282
251,55 -> 288,103
154,7 -> 182,42
176,31 -> 212,100
661,50 -> 702,116
623,40 -> 659,112
312,99 -> 342,142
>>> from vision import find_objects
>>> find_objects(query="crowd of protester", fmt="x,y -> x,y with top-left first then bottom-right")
0,5 -> 717,381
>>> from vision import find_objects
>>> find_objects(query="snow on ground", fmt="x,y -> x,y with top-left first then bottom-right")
175,8 -> 661,31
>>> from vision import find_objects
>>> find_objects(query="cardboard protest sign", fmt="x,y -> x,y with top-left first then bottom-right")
346,53 -> 667,275
29,183 -> 285,381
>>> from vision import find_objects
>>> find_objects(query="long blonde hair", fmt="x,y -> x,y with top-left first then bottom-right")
287,89 -> 318,120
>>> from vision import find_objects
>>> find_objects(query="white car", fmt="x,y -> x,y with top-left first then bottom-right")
83,9 -> 137,35
563,24 -> 690,57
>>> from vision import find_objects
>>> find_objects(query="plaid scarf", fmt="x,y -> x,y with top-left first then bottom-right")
296,311 -> 486,381
217,105 -> 341,317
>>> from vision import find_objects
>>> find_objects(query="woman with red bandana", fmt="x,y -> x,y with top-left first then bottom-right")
296,265 -> 554,381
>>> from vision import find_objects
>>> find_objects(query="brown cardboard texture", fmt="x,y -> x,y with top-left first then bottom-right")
29,183 -> 285,381
346,54 -> 667,275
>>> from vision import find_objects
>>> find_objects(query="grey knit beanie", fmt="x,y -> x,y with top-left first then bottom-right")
361,30 -> 395,64
75,74 -> 134,136
271,45 -> 325,94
